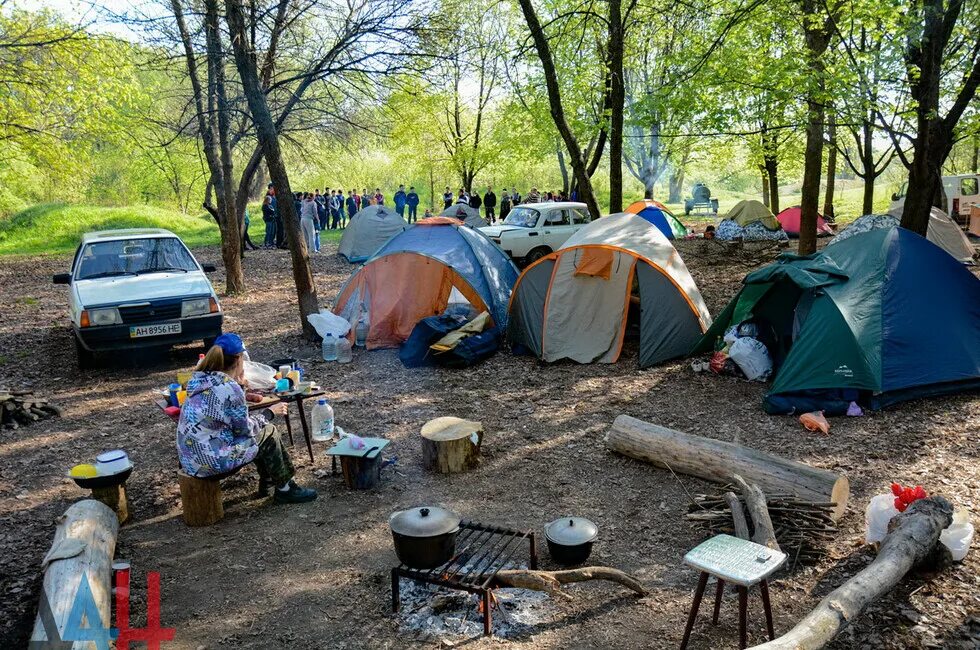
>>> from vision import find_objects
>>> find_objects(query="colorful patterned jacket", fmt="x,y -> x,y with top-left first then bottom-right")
176,371 -> 269,477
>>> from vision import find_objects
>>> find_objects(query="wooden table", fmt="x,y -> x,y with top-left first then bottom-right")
680,534 -> 786,649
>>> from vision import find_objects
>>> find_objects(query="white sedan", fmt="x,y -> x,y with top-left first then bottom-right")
479,202 -> 591,265
53,228 -> 223,368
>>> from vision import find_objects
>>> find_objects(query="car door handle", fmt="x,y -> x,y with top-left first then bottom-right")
528,232 -> 538,236
544,230 -> 551,234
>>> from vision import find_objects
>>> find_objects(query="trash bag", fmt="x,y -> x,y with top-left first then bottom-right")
728,336 -> 772,380
940,509 -> 975,561
865,494 -> 900,544
399,314 -> 469,368
433,328 -> 500,368
709,350 -> 728,374
307,310 -> 351,339
799,411 -> 830,434
244,360 -> 276,391
723,325 -> 739,346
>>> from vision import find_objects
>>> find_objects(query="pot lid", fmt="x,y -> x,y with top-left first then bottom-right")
389,506 -> 460,537
545,516 -> 598,545
96,449 -> 128,463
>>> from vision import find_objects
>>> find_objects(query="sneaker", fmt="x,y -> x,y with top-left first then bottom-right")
273,480 -> 318,504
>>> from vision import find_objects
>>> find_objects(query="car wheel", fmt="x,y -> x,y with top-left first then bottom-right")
525,247 -> 551,265
74,336 -> 95,370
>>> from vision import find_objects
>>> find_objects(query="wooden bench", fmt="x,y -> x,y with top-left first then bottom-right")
177,466 -> 245,527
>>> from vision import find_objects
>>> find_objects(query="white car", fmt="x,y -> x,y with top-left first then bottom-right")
53,229 -> 223,368
479,202 -> 591,264
890,173 -> 980,226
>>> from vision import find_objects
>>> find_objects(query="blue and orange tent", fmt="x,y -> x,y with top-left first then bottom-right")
625,200 -> 688,239
332,217 -> 519,349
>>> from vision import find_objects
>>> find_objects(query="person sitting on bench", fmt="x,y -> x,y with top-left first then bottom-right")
176,333 -> 317,504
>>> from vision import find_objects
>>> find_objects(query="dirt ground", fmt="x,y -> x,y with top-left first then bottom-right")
1,236 -> 978,649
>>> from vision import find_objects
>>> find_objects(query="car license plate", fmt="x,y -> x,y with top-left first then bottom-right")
130,323 -> 181,338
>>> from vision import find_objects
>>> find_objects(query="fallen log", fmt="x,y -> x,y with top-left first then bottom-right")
492,567 -> 648,600
606,415 -> 849,520
734,474 -> 780,551
31,500 -> 119,647
750,496 -> 953,649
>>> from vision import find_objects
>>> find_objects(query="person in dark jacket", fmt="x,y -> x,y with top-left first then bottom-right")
316,191 -> 328,231
499,188 -> 511,221
346,192 -> 358,218
468,191 -> 482,210
442,186 -> 453,209
262,191 -> 276,248
483,186 -> 497,223
393,184 -> 408,217
406,186 -> 420,223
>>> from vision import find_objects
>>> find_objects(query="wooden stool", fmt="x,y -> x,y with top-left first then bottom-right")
420,416 -> 482,474
177,467 -> 242,527
91,484 -> 129,524
679,534 -> 786,649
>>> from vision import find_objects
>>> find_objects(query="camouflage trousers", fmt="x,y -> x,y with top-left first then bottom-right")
255,425 -> 295,487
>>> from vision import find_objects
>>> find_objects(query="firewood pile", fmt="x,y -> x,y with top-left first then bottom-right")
0,389 -> 62,429
686,486 -> 838,566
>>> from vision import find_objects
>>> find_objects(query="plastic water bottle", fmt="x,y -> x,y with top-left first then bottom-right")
310,398 -> 334,442
354,309 -> 369,348
337,337 -> 353,363
321,333 -> 338,361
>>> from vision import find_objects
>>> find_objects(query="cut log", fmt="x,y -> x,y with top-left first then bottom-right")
606,415 -> 849,520
750,496 -> 954,650
177,470 -> 224,527
492,566 -> 648,600
30,500 -> 119,647
420,416 -> 483,474
723,491 -> 750,540
90,484 -> 129,525
733,474 -> 780,551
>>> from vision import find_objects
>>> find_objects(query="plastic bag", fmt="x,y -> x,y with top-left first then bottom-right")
865,493 -> 899,544
244,360 -> 276,391
940,509 -> 974,561
800,411 -> 830,434
728,336 -> 772,381
307,310 -> 351,339
723,326 -> 739,346
709,350 -> 728,374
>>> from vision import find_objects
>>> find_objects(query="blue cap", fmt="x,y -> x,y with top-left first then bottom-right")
213,332 -> 246,355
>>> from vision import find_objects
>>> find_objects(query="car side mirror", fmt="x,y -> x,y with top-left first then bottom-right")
891,193 -> 899,201
202,264 -> 217,273
53,273 -> 71,285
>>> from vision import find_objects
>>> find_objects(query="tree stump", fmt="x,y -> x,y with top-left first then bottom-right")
177,470 -> 224,527
421,416 -> 482,474
91,484 -> 129,524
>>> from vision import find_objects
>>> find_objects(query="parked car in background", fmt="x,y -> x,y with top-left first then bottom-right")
478,202 -> 591,265
890,173 -> 980,227
53,229 -> 222,368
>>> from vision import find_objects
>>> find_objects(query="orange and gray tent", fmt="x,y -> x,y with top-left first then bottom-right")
439,204 -> 489,228
338,204 -> 409,263
508,213 -> 712,367
333,217 -> 519,349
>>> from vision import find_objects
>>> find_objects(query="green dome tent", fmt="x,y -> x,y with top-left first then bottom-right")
693,227 -> 980,412
725,200 -> 780,230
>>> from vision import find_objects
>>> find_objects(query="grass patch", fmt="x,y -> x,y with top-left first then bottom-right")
0,203 -> 342,256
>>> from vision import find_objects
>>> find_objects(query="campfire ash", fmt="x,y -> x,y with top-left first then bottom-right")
397,578 -> 552,640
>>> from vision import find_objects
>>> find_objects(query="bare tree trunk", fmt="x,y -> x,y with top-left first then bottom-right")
557,142 -> 570,196
823,111 -> 837,220
668,168 -> 684,203
798,0 -> 832,255
760,166 -> 770,208
516,0 -> 600,218
972,133 -> 979,172
224,0 -> 320,339
607,0 -> 624,213
765,157 -> 780,215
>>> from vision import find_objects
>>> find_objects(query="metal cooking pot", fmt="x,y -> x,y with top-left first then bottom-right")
544,516 -> 598,566
389,506 -> 461,570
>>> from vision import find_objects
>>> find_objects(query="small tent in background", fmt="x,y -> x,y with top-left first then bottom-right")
338,205 -> 409,263
716,200 -> 788,241
624,200 -> 688,239
693,228 -> 980,412
439,204 -> 489,228
333,217 -> 518,349
829,210 -> 975,264
776,206 -> 834,238
509,213 -> 711,367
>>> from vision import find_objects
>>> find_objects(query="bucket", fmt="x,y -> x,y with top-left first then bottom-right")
340,453 -> 381,490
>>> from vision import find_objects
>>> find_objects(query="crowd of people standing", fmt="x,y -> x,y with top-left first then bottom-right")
253,182 -> 576,254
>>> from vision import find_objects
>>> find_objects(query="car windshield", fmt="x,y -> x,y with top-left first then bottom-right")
75,237 -> 198,280
502,207 -> 540,228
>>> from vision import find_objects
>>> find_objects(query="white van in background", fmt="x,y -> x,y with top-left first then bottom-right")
890,173 -> 980,227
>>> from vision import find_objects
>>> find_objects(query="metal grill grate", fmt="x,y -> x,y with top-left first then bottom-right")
118,301 -> 182,324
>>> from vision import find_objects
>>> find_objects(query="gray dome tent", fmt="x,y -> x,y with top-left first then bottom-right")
338,205 -> 410,263
439,204 -> 489,228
